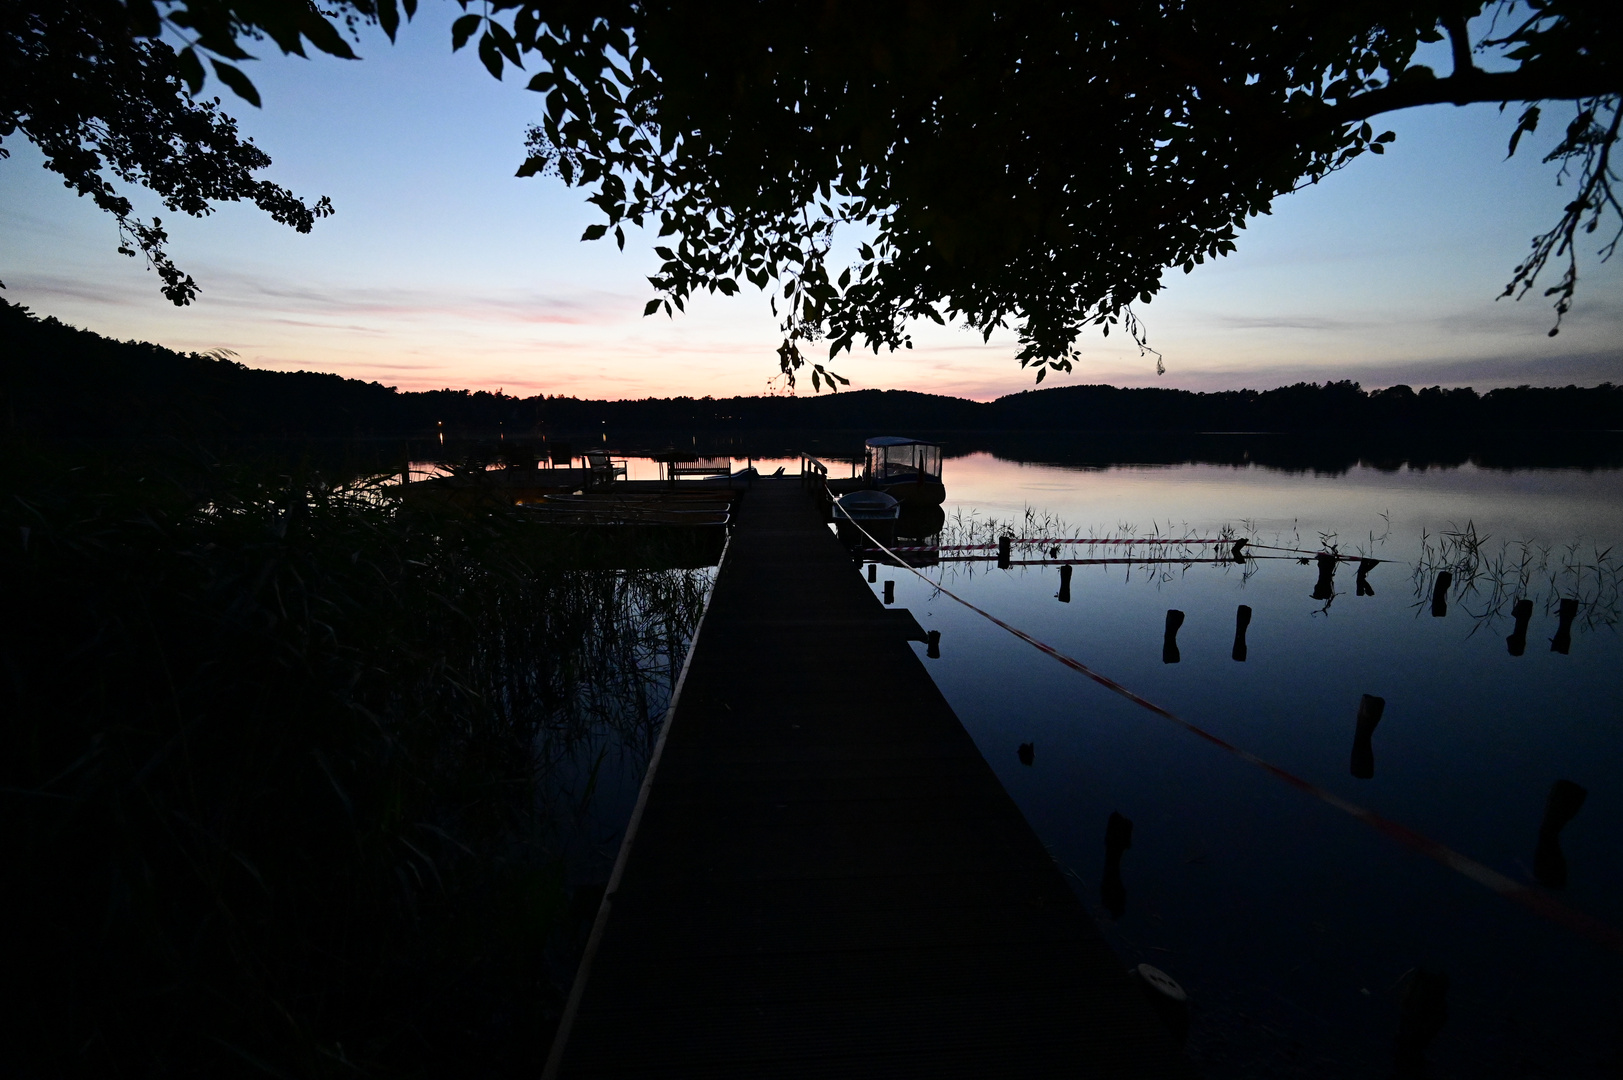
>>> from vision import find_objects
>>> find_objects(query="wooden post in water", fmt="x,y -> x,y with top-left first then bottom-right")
868,562 -> 877,583
1533,778 -> 1588,888
1506,597 -> 1534,656
1551,596 -> 1579,654
1162,610 -> 1184,664
1057,563 -> 1073,603
1312,552 -> 1337,601
1128,965 -> 1190,1048
1356,558 -> 1378,596
883,580 -> 895,605
1393,968 -> 1449,1072
926,630 -> 941,659
1430,570 -> 1453,617
1101,811 -> 1133,919
1350,694 -> 1385,779
998,535 -> 1012,569
1231,538 -> 1249,562
1017,742 -> 1035,765
1232,605 -> 1252,662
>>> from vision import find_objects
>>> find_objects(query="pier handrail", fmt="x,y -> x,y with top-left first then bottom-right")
799,453 -> 833,518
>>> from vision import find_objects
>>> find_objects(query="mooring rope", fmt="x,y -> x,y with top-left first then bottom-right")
831,501 -> 1623,954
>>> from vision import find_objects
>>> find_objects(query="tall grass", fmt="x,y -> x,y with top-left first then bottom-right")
1412,523 -> 1621,630
1,444 -> 708,1078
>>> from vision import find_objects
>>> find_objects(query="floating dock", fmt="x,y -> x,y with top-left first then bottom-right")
545,477 -> 1191,1078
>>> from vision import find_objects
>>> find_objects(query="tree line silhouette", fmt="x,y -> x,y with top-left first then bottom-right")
6,301 -> 1620,444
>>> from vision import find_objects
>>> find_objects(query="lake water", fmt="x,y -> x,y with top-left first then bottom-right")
861,451 -> 1622,1078
541,446 -> 1620,1076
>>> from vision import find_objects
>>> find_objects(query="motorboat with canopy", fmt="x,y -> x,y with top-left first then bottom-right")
863,436 -> 945,505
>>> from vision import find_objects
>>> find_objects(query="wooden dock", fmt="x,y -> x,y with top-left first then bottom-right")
546,478 -> 1191,1078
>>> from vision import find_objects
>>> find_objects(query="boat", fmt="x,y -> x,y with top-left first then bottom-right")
863,436 -> 946,505
834,489 -> 901,522
833,489 -> 900,547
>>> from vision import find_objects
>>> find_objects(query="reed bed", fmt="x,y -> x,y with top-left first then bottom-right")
937,505 -> 1251,585
1,445 -> 707,1078
1413,523 -> 1622,630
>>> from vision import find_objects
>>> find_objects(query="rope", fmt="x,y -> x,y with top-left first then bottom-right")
832,500 -> 1623,954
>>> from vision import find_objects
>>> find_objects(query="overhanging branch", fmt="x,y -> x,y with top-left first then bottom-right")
1328,68 -> 1620,124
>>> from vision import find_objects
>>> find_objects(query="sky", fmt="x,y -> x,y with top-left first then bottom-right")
2,8 -> 1620,401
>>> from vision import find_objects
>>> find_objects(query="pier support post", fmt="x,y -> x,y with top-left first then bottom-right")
1430,570 -> 1453,618
1127,965 -> 1190,1048
998,535 -> 1012,569
1393,968 -> 1449,1073
868,562 -> 877,583
883,580 -> 895,605
1350,694 -> 1385,779
1017,742 -> 1034,766
926,630 -> 941,659
1057,563 -> 1073,603
1162,609 -> 1184,664
1533,778 -> 1589,888
1312,552 -> 1337,601
1101,811 -> 1133,919
1551,597 -> 1579,654
1232,605 -> 1252,662
1231,538 -> 1249,562
1356,558 -> 1378,596
1506,597 -> 1534,655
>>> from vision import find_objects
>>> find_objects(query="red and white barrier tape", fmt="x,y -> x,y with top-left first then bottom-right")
833,502 -> 1623,953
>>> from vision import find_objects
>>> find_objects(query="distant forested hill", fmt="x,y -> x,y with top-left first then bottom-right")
4,300 -> 1620,441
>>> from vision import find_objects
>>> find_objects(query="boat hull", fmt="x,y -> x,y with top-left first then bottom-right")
876,479 -> 946,506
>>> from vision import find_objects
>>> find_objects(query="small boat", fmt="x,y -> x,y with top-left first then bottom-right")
833,489 -> 900,547
863,436 -> 946,506
834,489 -> 901,522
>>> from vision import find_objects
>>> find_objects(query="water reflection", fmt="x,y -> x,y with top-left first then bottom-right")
883,453 -> 1623,1078
1411,527 -> 1622,641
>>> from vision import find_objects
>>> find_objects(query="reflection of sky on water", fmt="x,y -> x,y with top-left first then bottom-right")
872,455 -> 1622,1077
944,452 -> 1623,546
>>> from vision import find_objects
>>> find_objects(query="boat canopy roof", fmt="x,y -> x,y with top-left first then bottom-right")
865,435 -> 939,448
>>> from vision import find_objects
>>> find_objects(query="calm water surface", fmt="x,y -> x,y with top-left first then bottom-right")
865,454 -> 1622,1078
507,448 -> 1618,1075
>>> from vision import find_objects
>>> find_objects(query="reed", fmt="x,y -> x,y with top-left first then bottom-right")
1412,523 -> 1620,631
1,442 -> 708,1078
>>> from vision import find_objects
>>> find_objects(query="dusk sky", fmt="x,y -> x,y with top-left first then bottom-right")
3,6 -> 1620,401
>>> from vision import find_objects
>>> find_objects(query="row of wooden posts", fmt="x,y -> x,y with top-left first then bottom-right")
1019,707 -> 1588,1065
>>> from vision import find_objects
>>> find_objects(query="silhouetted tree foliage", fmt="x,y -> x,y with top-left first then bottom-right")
7,301 -> 1621,448
0,1 -> 338,303
4,2 -> 1617,377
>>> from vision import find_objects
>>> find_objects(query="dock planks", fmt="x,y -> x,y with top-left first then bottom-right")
547,478 -> 1191,1079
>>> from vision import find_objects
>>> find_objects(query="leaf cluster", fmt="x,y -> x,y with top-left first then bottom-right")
486,0 -> 1619,382
0,1 -> 340,303
7,1 -> 1619,371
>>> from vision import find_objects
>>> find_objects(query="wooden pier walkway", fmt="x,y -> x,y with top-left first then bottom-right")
546,478 -> 1191,1079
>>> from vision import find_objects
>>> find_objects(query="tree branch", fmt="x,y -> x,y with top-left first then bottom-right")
1329,68 -> 1620,124
1443,15 -> 1478,82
